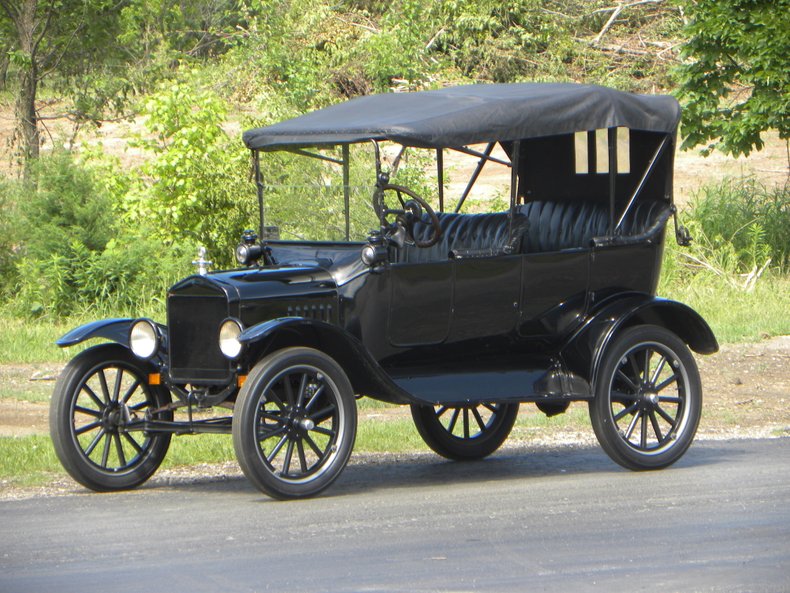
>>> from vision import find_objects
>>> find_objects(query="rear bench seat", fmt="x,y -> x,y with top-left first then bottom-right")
398,199 -> 671,264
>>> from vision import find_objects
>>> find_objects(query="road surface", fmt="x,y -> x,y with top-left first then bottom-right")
2,438 -> 789,593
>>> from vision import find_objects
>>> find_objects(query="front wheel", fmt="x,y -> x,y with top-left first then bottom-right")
232,347 -> 357,500
411,402 -> 519,460
50,344 -> 173,491
589,325 -> 702,470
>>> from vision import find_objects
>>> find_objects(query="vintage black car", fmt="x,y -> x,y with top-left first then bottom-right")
51,83 -> 718,499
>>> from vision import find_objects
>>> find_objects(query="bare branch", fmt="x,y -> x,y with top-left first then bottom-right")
33,0 -> 57,55
593,5 -> 624,46
591,0 -> 666,17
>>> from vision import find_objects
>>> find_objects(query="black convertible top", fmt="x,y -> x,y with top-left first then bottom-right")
243,83 -> 680,151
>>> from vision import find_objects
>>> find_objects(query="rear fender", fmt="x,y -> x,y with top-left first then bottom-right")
238,317 -> 413,404
561,294 -> 718,393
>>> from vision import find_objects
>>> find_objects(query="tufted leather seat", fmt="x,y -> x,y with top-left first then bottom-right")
397,199 -> 670,263
398,211 -> 528,263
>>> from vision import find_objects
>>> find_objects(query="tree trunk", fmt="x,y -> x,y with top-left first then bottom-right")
6,0 -> 41,181
15,59 -> 39,178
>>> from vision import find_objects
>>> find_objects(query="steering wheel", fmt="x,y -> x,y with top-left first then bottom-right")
378,183 -> 442,248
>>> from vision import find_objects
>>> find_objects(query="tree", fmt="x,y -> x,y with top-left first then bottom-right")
675,0 -> 789,158
0,0 -> 129,179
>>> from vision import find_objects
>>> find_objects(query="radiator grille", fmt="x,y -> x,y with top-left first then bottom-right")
168,293 -> 231,383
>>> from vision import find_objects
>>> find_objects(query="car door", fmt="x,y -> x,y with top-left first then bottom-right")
387,261 -> 452,347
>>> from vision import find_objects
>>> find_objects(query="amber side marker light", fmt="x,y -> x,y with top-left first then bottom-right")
237,375 -> 247,387
148,373 -> 161,385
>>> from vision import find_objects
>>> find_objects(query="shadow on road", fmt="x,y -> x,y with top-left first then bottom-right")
134,439 -> 745,501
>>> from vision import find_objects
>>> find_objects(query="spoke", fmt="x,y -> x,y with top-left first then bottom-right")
100,433 -> 112,468
123,432 -> 144,454
640,414 -> 648,449
112,368 -> 124,403
308,405 -> 336,424
613,402 -> 639,423
625,410 -> 641,440
266,435 -> 289,462
75,421 -> 102,436
312,426 -> 336,437
463,408 -> 470,439
482,402 -> 498,414
266,387 -> 286,410
84,428 -> 106,456
627,354 -> 642,383
129,401 -> 150,412
283,375 -> 295,406
658,395 -> 682,404
642,349 -> 652,382
82,385 -> 106,410
304,385 -> 325,412
98,369 -> 111,405
435,405 -> 449,418
655,404 -> 676,425
650,355 -> 668,386
282,439 -> 295,476
615,370 -> 639,392
655,374 -> 678,393
259,411 -> 286,424
304,433 -> 325,458
472,407 -> 487,432
447,408 -> 460,433
74,405 -> 102,419
121,379 -> 141,404
297,440 -> 308,474
612,390 -> 638,403
257,425 -> 288,440
649,411 -> 664,442
114,433 -> 127,466
296,373 -> 308,409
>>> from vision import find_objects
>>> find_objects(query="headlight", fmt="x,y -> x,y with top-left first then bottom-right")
129,319 -> 159,360
219,318 -> 244,359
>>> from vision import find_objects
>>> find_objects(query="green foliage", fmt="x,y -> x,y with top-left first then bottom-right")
0,178 -> 20,291
127,81 -> 256,266
19,151 -> 115,259
683,178 -> 789,274
675,0 -> 790,157
4,149 -> 191,318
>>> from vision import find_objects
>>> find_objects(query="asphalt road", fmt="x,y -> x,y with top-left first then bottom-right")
2,438 -> 789,593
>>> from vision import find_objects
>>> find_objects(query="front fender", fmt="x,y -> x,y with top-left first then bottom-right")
56,318 -> 135,348
561,293 -> 718,393
238,317 -> 414,405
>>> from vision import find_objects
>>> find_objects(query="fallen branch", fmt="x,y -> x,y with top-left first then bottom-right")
591,0 -> 667,46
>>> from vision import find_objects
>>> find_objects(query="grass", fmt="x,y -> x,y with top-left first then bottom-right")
662,273 -> 790,343
0,316 -> 89,364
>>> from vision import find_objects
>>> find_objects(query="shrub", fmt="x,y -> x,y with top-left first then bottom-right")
662,177 -> 789,295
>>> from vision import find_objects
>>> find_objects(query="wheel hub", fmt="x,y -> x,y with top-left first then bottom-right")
637,383 -> 659,411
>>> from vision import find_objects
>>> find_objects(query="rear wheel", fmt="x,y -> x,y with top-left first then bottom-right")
50,344 -> 172,491
410,402 -> 519,460
589,325 -> 701,470
232,347 -> 357,499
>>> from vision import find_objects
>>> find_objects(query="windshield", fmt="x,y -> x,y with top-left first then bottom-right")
259,142 -> 516,243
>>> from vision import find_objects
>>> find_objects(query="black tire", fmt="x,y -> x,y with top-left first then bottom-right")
50,343 -> 172,491
232,347 -> 357,500
410,402 -> 519,460
589,324 -> 702,471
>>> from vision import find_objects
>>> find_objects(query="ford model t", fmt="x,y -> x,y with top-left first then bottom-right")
51,83 -> 718,499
